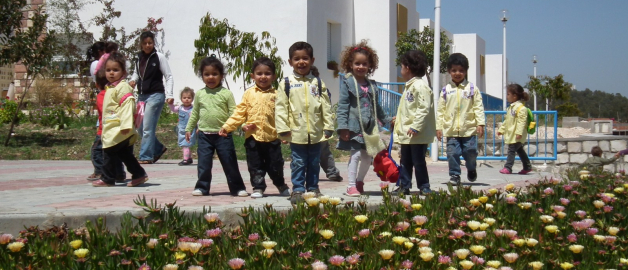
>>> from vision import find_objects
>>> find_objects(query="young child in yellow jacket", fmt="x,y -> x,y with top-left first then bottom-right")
436,53 -> 486,185
219,57 -> 291,199
92,52 -> 148,188
393,50 -> 436,195
275,41 -> 334,204
498,83 -> 532,174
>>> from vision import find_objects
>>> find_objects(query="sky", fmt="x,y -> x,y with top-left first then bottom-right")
416,0 -> 628,96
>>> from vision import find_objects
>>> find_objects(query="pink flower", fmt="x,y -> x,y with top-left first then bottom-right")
560,198 -> 570,205
206,228 -> 222,238
567,233 -> 578,242
346,254 -> 360,265
0,234 -> 13,245
494,229 -> 504,237
328,255 -> 345,266
228,258 -> 245,269
197,239 -> 214,247
413,215 -> 428,225
504,230 -> 518,238
543,188 -> 554,195
451,229 -> 465,239
552,205 -> 565,212
379,182 -> 390,189
438,255 -> 452,264
159,234 -> 168,239
396,221 -> 410,231
311,261 -> 328,270
575,210 -> 586,218
401,260 -> 414,269
299,251 -> 312,259
583,219 -> 595,227
571,221 -> 588,231
499,267 -> 513,270
473,231 -> 487,240
418,229 -> 429,236
505,196 -> 517,204
204,213 -> 220,223
471,255 -> 485,265
601,194 -> 612,203
586,228 -> 599,235
138,263 -> 151,270
358,229 -> 371,238
248,233 -> 259,242
399,199 -> 411,208
563,185 -> 573,191
569,181 -> 580,187
603,206 -> 613,213
605,236 -> 617,244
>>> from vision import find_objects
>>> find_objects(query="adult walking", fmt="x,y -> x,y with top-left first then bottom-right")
130,31 -> 174,164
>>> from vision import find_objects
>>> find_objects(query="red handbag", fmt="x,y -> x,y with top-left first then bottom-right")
373,132 -> 399,183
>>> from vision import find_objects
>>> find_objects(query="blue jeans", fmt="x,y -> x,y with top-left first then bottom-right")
290,142 -> 322,192
138,92 -> 166,161
398,144 -> 430,190
195,133 -> 247,195
446,136 -> 478,176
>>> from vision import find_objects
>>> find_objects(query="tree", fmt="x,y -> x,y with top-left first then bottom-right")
525,74 -> 572,111
395,26 -> 452,88
48,0 -> 90,76
192,13 -> 283,91
1,0 -> 58,146
555,102 -> 581,119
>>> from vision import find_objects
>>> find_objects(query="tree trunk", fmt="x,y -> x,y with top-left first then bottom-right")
4,78 -> 34,146
426,71 -> 433,89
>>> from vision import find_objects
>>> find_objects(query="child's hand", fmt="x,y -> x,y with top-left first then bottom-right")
218,128 -> 228,137
476,126 -> 485,138
497,132 -> 502,136
185,132 -> 191,142
390,117 -> 396,127
120,129 -> 130,135
339,130 -> 350,141
516,135 -> 522,140
242,124 -> 256,132
281,140 -> 289,144
407,129 -> 417,137
166,98 -> 174,105
129,81 -> 136,88
615,152 -> 621,158
436,130 -> 443,141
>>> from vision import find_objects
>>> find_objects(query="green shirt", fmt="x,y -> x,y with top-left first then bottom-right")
580,156 -> 619,171
186,86 -> 235,133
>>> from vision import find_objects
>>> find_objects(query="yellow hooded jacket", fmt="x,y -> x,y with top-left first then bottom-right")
222,85 -> 279,142
436,80 -> 486,137
393,77 -> 436,145
498,101 -> 528,144
275,72 -> 333,144
101,80 -> 138,148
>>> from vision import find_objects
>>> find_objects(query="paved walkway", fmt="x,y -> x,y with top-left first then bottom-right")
0,159 -> 554,234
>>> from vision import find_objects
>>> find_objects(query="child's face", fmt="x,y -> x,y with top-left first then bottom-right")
351,53 -> 370,79
141,37 -> 154,54
202,65 -> 222,89
288,49 -> 315,76
105,60 -> 125,83
448,64 -> 467,84
400,64 -> 413,81
251,64 -> 275,90
181,93 -> 193,106
506,91 -> 517,103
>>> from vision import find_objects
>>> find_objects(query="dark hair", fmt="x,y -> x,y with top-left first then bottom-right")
288,41 -> 319,77
104,42 -> 118,54
140,31 -> 155,42
180,87 -> 195,99
591,146 -> 603,157
94,68 -> 108,90
507,83 -> 530,102
340,40 -> 379,76
400,50 -> 427,77
251,57 -> 276,74
197,54 -> 225,77
86,41 -> 105,61
105,51 -> 127,74
447,53 -> 469,71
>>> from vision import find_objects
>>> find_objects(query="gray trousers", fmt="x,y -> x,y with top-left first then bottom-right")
320,140 -> 340,177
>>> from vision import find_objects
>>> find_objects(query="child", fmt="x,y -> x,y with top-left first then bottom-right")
186,55 -> 248,197
92,52 -> 148,187
275,41 -> 334,203
580,146 -> 620,171
320,85 -> 342,182
436,53 -> 486,185
498,84 -> 532,174
393,50 -> 436,195
219,57 -> 291,198
169,87 -> 197,166
336,41 -> 392,197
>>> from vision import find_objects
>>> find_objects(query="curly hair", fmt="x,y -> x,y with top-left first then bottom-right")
400,50 -> 427,77
340,40 -> 379,76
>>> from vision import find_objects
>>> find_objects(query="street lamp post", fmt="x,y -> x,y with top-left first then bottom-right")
431,0 -> 441,162
533,55 -> 537,111
501,10 -> 508,110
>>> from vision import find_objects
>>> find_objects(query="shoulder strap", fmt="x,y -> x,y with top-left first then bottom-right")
316,76 -> 322,96
441,86 -> 447,101
470,82 -> 474,96
284,77 -> 290,97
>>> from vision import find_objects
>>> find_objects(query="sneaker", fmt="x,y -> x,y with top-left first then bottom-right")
115,176 -> 127,183
356,181 -> 365,193
467,170 -> 477,182
449,175 -> 461,185
236,190 -> 249,197
153,147 -> 168,163
328,174 -> 343,182
127,175 -> 148,187
392,188 -> 410,196
289,191 -> 304,205
250,189 -> 264,198
191,189 -> 204,196
420,187 -> 432,195
278,185 -> 291,197
86,174 -> 101,181
92,180 -> 114,187
345,186 -> 361,197
499,168 -> 512,174
518,169 -> 532,175
311,188 -> 324,198
178,159 -> 193,166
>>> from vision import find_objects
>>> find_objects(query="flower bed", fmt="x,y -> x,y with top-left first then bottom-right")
1,169 -> 627,269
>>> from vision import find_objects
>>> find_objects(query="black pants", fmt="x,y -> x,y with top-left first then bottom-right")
93,135 -> 126,179
244,137 -> 286,191
195,133 -> 247,195
504,142 -> 532,171
319,140 -> 340,177
102,137 -> 146,184
398,144 -> 430,190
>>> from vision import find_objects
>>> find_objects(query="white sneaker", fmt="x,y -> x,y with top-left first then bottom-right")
250,190 -> 264,198
191,189 -> 204,196
237,190 -> 249,197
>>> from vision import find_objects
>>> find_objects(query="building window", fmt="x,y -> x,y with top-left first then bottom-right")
327,21 -> 341,63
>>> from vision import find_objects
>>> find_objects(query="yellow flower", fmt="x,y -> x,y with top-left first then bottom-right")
485,203 -> 494,210
488,188 -> 498,195
7,242 -> 24,252
529,261 -> 544,270
302,192 -> 316,200
593,200 -> 605,208
163,264 -> 179,270
505,183 -> 515,191
608,227 -> 620,236
260,249 -> 274,258
411,203 -> 422,210
459,260 -> 474,270
540,215 -> 554,223
319,195 -> 330,204
621,258 -> 628,264
624,184 -> 628,189
419,252 -> 434,261
262,241 -> 277,250
594,235 -> 606,242
70,239 -> 83,249
392,236 -> 409,245
478,196 -> 489,203
379,232 -> 392,237
614,187 -> 625,193
305,198 -> 320,207
479,223 -> 489,230
319,230 -> 334,240
525,238 -> 539,247
545,225 -> 559,233
469,199 -> 481,207
470,245 -> 486,254
483,217 -> 496,226
454,249 -> 470,259
506,193 -> 517,197
519,202 -> 532,209
354,215 -> 368,223
178,241 -> 191,251
175,252 -> 186,260
486,260 -> 501,268
404,241 -> 414,250
418,240 -> 430,247
503,253 -> 519,263
418,247 -> 432,254
604,193 -> 615,198
512,239 -> 525,247
569,245 -> 584,254
560,262 -> 574,269
329,197 -> 342,205
467,221 -> 481,231
556,211 -> 566,219
378,249 -> 395,260
74,248 -> 89,258
189,243 -> 202,254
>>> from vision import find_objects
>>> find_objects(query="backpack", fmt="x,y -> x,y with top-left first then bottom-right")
516,105 -> 536,134
284,77 -> 324,98
373,131 -> 400,183
441,82 -> 474,101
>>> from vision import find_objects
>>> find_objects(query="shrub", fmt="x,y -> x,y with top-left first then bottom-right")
0,99 -> 25,124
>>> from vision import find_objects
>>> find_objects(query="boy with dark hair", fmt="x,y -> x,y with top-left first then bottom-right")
580,146 -> 620,171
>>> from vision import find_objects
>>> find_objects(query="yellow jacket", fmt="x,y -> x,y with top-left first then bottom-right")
436,80 -> 486,137
498,101 -> 527,144
222,85 -> 279,142
101,80 -> 138,148
393,77 -> 436,144
275,72 -> 333,144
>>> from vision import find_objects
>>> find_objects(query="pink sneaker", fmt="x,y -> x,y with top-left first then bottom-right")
499,168 -> 512,174
518,169 -> 532,175
345,186 -> 361,197
356,181 -> 365,193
